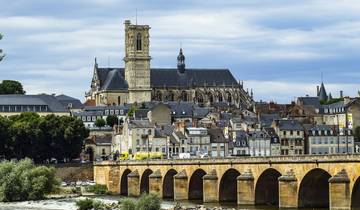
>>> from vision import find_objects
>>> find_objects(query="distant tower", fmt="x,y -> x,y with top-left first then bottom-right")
177,48 -> 185,73
318,82 -> 328,101
124,20 -> 152,103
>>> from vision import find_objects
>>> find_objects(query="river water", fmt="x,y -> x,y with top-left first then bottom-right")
0,195 -> 325,210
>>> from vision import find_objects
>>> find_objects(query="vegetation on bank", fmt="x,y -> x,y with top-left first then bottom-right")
0,113 -> 89,163
86,184 -> 108,195
75,193 -> 161,210
0,158 -> 59,202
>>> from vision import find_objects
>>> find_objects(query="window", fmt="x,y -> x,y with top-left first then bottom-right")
102,149 -> 106,155
297,131 -> 300,135
136,33 -> 142,51
283,131 -> 286,136
290,131 -> 293,135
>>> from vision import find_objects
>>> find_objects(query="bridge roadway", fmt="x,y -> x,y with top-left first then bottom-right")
94,154 -> 360,209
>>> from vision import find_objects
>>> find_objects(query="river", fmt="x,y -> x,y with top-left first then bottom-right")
0,195 -> 326,210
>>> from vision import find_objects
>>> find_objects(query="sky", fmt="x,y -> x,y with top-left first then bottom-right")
0,0 -> 360,103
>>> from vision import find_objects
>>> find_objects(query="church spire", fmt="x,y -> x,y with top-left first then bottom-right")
177,48 -> 185,74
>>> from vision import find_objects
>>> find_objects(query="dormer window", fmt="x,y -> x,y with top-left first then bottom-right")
136,33 -> 142,51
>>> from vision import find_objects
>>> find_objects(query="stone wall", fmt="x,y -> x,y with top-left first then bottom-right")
50,163 -> 94,182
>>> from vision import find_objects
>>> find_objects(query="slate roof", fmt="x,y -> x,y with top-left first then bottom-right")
208,128 -> 227,143
273,119 -> 303,131
263,127 -> 280,144
234,131 -> 248,147
318,82 -> 328,101
259,113 -> 280,128
95,67 -> 240,91
0,94 -> 68,112
56,94 -> 84,109
297,97 -> 321,108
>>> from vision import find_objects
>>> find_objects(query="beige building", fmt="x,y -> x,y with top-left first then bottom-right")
86,20 -> 254,109
271,119 -> 305,155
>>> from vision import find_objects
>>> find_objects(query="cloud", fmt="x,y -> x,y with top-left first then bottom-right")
1,0 -> 360,103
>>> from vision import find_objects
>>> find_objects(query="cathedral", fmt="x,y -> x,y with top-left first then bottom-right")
86,20 -> 253,108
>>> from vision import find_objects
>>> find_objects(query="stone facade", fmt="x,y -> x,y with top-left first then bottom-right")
86,20 -> 254,109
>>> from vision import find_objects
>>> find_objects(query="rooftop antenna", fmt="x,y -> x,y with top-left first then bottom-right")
136,9 -> 138,25
321,72 -> 323,83
180,42 -> 182,49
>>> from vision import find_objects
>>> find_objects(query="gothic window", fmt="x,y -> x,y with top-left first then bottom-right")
226,92 -> 232,103
207,92 -> 214,103
218,92 -> 223,102
168,92 -> 175,101
155,91 -> 162,101
136,33 -> 142,51
181,91 -> 187,101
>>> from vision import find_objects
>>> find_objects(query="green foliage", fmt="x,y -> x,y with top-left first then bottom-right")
86,184 -> 108,195
76,198 -> 94,210
0,158 -> 58,202
106,115 -> 118,127
95,118 -> 106,128
0,113 -> 89,162
355,126 -> 360,142
120,197 -> 137,210
127,106 -> 137,117
135,194 -> 161,210
0,80 -> 25,94
320,98 -> 343,105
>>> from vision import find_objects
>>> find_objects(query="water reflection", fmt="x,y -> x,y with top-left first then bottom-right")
0,195 -> 329,210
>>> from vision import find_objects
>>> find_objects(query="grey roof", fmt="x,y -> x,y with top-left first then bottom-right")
274,119 -> 303,131
174,131 -> 186,139
208,128 -> 227,143
234,131 -> 248,147
318,82 -> 328,101
263,127 -> 280,144
95,67 -> 240,91
0,94 -> 68,112
155,125 -> 174,137
259,113 -> 280,128
56,94 -> 84,109
168,101 -> 194,118
193,107 -> 210,119
129,119 -> 153,128
297,97 -> 321,108
248,131 -> 269,139
73,111 -> 103,116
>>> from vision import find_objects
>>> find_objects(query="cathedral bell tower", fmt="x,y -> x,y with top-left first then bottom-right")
124,20 -> 152,103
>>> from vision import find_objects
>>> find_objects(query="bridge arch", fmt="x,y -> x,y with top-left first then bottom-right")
140,169 -> 153,194
188,169 -> 206,200
255,168 -> 281,206
219,168 -> 240,202
120,169 -> 132,196
298,168 -> 331,208
352,176 -> 360,207
163,169 -> 178,199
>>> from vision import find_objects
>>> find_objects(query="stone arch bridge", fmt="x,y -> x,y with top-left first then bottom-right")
94,155 -> 360,209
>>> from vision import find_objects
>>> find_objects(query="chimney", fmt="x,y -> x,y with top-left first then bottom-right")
317,86 -> 320,96
340,90 -> 343,98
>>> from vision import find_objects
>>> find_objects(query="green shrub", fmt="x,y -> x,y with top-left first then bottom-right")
120,197 -> 136,210
76,198 -> 94,210
0,158 -> 59,202
136,194 -> 161,210
93,200 -> 105,210
87,184 -> 108,195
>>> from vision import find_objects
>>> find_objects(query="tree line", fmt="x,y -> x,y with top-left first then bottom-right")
0,113 -> 89,163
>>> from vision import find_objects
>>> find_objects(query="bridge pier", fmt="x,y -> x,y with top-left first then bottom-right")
329,169 -> 351,210
127,170 -> 140,197
237,170 -> 255,205
149,169 -> 163,198
174,170 -> 188,200
278,169 -> 298,208
107,167 -> 120,194
203,169 -> 219,203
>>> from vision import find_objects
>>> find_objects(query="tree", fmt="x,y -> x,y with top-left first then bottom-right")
106,115 -> 118,127
0,159 -> 58,202
95,118 -> 106,128
0,80 -> 26,94
0,33 -> 4,62
355,126 -> 360,142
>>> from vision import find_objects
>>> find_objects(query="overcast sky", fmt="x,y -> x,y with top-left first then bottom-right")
1,0 -> 360,103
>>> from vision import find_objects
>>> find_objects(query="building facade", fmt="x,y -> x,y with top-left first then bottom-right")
86,20 -> 254,109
